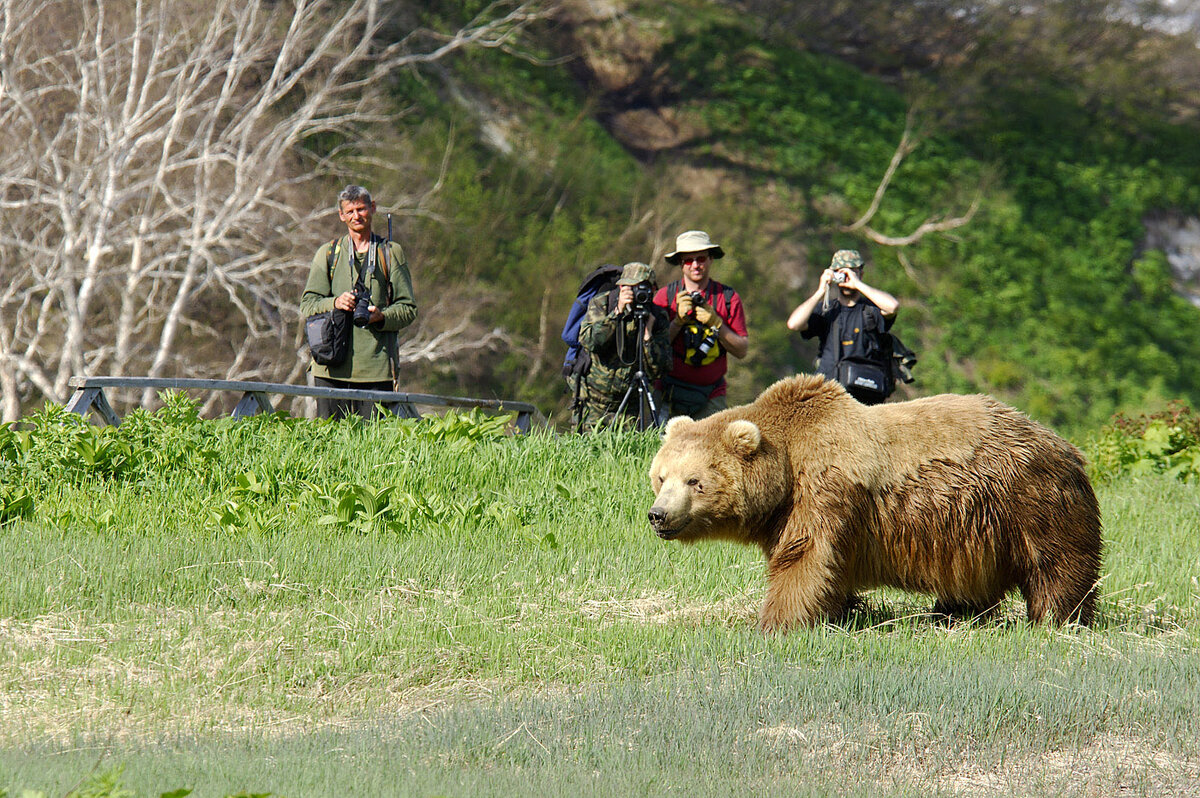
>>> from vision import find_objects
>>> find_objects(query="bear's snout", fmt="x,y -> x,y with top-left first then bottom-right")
648,506 -> 679,539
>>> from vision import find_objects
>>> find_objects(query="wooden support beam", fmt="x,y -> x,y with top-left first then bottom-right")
63,376 -> 548,432
64,386 -> 122,426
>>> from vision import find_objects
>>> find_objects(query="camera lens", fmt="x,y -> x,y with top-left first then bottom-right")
353,287 -> 372,327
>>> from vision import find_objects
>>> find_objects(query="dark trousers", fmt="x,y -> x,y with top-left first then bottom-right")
313,376 -> 393,420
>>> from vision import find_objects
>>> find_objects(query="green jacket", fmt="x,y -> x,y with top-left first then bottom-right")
300,234 -> 418,382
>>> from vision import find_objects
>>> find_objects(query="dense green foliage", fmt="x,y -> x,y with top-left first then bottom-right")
1087,399 -> 1200,482
378,0 -> 1200,436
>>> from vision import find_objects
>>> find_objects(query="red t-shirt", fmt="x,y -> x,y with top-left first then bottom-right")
653,280 -> 748,396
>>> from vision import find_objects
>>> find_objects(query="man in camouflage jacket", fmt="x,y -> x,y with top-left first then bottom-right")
575,262 -> 672,432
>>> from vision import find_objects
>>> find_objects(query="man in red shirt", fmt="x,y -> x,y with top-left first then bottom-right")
653,230 -> 749,419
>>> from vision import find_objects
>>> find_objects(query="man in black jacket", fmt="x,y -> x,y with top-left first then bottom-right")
787,249 -> 900,405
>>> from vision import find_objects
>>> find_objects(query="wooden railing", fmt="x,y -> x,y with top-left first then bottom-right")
65,376 -> 547,433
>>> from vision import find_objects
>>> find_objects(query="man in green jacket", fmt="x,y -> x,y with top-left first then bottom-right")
301,185 -> 417,419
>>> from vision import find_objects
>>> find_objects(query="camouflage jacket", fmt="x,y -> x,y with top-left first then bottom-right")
578,290 -> 673,401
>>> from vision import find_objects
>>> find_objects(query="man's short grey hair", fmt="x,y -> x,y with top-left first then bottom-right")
338,185 -> 373,207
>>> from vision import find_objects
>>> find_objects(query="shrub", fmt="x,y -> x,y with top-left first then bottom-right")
1088,400 -> 1200,482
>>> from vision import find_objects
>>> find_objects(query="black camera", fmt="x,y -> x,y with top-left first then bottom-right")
688,291 -> 705,307
630,281 -> 654,311
352,283 -> 373,327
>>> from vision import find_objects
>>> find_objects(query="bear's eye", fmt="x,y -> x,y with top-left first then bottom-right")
686,477 -> 701,490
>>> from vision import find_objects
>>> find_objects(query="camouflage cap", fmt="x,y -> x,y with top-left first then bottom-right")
617,261 -> 656,285
831,249 -> 864,271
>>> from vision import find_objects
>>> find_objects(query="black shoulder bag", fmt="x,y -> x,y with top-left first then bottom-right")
833,306 -> 892,400
305,239 -> 352,366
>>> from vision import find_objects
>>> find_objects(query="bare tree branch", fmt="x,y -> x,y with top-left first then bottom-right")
841,106 -> 979,248
0,0 -> 552,421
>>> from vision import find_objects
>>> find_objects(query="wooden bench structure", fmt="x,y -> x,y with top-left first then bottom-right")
64,376 -> 547,433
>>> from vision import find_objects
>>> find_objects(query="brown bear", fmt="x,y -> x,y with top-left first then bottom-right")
647,375 -> 1102,631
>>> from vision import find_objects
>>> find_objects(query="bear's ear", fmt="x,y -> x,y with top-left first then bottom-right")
663,416 -> 695,440
724,419 -> 761,458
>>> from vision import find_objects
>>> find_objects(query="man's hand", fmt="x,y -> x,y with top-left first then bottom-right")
675,289 -> 694,320
838,269 -> 862,290
333,291 -> 358,312
368,306 -> 384,325
694,304 -> 720,328
616,285 -> 633,315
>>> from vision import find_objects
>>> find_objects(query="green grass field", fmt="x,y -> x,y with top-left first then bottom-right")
1,406 -> 1198,797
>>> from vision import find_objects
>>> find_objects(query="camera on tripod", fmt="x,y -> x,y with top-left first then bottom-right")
629,281 -> 655,314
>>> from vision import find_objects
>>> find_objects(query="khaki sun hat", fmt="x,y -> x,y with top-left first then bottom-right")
665,230 -> 725,265
616,261 -> 656,286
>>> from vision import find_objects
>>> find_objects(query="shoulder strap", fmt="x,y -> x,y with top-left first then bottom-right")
377,234 -> 391,281
605,287 -> 620,314
666,280 -> 682,310
325,238 -> 340,280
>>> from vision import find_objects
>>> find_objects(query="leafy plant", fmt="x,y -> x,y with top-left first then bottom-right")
0,486 -> 34,525
311,481 -> 405,535
1089,401 -> 1200,481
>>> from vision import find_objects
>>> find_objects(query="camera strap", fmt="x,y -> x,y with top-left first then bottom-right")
354,242 -> 375,290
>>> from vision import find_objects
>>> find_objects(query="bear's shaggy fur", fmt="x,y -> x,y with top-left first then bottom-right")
647,375 -> 1102,631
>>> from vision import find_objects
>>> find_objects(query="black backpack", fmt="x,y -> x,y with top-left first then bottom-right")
561,264 -> 624,382
831,308 -> 917,400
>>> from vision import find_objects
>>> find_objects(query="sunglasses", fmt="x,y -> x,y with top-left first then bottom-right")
680,254 -> 710,265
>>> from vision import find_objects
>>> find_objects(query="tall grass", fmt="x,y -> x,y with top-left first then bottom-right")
1,403 -> 1197,796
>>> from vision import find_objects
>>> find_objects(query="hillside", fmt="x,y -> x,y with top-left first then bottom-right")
4,0 -> 1199,435
384,0 -> 1200,435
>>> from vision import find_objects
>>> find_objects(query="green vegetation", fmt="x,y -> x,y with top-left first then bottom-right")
380,0 -> 1200,437
1,399 -> 1197,796
1088,400 -> 1200,483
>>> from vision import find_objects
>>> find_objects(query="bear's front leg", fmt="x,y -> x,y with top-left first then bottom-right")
759,525 -> 848,633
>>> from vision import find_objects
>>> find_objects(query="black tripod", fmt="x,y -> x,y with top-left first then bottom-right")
612,308 -> 662,431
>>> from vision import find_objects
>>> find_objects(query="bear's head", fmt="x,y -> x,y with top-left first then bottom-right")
647,414 -> 789,544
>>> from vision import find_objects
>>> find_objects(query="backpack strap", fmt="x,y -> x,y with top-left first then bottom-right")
605,287 -> 620,315
665,279 -> 682,312
325,238 -> 341,281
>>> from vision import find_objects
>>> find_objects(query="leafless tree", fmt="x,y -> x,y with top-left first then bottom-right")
0,0 -> 549,421
843,108 -> 980,247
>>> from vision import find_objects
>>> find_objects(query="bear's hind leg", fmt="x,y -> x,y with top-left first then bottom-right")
1022,563 -> 1098,626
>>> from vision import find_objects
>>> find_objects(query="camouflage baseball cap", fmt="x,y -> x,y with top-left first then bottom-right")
831,249 -> 864,270
617,261 -> 656,285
